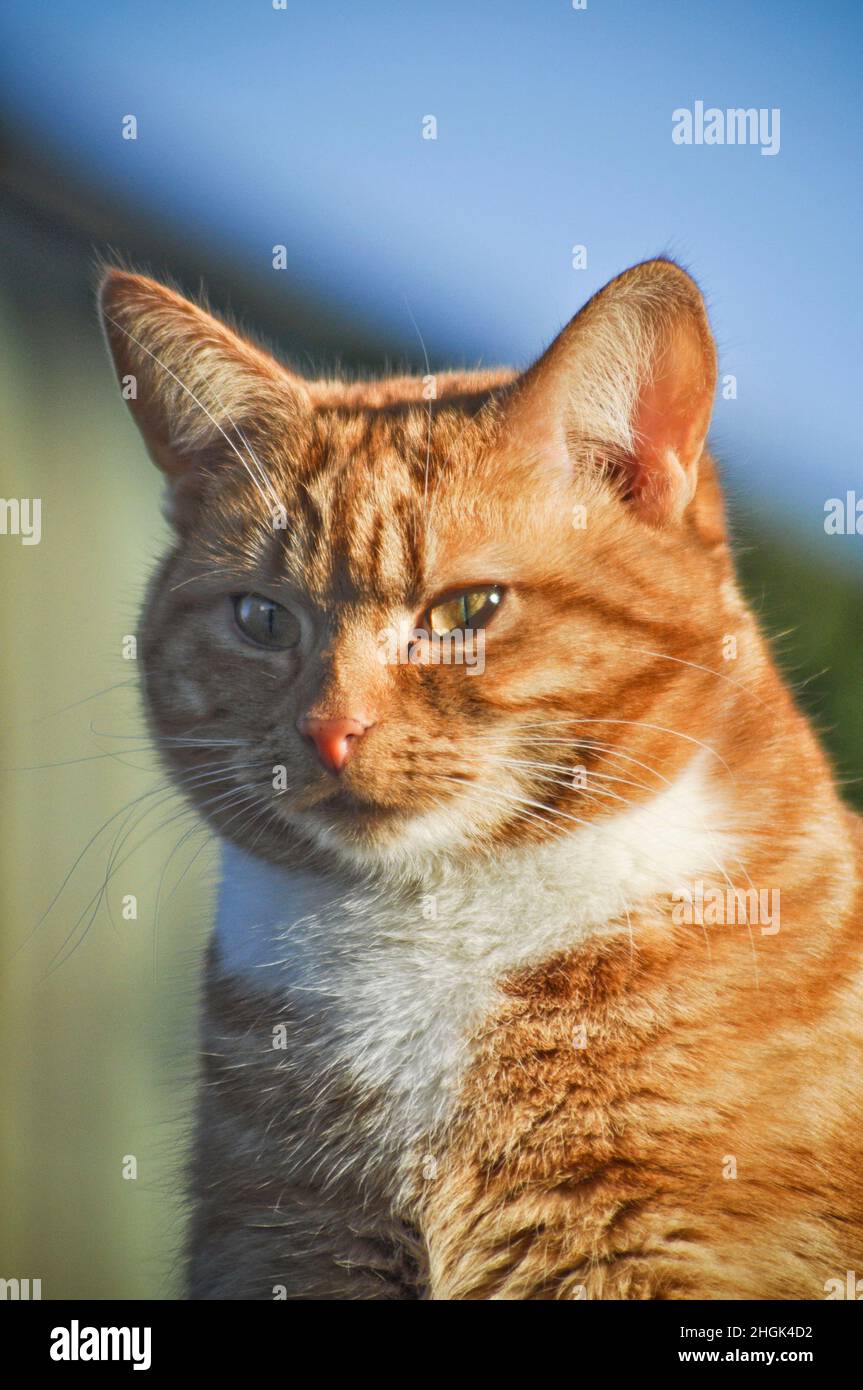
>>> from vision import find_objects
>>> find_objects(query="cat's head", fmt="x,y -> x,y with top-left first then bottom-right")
100,259 -> 741,876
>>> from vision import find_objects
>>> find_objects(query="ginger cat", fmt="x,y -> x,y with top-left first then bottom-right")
99,259 -> 863,1300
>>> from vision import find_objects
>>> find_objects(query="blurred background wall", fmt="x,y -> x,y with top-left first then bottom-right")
1,0 -> 861,1299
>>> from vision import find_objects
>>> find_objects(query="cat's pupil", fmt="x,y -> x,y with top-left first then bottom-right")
234,594 -> 301,649
428,585 -> 502,636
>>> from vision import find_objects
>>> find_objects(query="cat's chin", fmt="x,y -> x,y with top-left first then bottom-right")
322,787 -> 407,823
278,792 -> 490,873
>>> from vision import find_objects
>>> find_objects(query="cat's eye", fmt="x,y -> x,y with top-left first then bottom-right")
233,594 -> 302,649
425,585 -> 503,636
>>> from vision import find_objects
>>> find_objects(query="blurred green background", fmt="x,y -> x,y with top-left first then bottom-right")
1,0 -> 862,1301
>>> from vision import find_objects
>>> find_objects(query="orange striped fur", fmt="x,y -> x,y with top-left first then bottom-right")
99,260 -> 863,1299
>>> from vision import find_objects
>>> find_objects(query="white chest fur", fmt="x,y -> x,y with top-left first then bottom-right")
214,752 -> 735,1164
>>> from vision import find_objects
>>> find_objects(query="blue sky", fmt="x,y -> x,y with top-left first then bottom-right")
2,0 -> 861,549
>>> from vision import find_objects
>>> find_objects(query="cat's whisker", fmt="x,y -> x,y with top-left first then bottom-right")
48,779 -> 269,976
46,791 -> 192,974
100,312 -> 284,519
89,726 -> 249,746
624,905 -> 636,964
517,717 -> 734,780
18,759 -> 269,964
440,776 -> 594,834
505,734 -> 771,799
244,794 -> 289,858
151,825 -> 213,981
616,645 -> 772,710
35,678 -> 140,722
478,733 -> 675,787
228,415 -> 283,515
152,786 -> 270,981
168,567 -> 252,594
478,759 -> 635,811
8,748 -> 162,773
402,295 -> 435,512
481,754 -> 655,797
10,738 -> 250,775
550,716 -> 729,765
9,779 -> 179,963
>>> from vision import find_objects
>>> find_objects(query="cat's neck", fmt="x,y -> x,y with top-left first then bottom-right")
214,747 -> 738,984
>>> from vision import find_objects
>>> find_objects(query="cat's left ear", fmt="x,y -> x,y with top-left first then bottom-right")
98,269 -> 309,521
500,259 -> 717,527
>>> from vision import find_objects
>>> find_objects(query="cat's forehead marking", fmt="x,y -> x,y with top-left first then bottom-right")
262,403 -> 493,605
296,421 -> 429,603
200,379 -> 509,608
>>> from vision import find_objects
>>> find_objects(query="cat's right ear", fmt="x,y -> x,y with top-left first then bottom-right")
98,270 -> 309,523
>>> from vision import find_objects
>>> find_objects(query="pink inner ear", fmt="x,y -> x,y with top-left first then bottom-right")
630,325 -> 715,524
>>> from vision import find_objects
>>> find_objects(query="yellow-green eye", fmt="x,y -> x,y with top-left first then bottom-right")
426,585 -> 503,636
233,594 -> 301,649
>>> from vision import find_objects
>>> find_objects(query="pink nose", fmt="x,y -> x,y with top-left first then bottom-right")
297,715 -> 371,776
